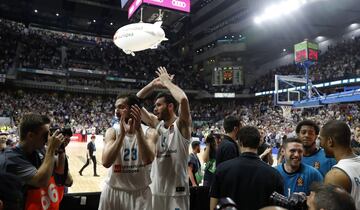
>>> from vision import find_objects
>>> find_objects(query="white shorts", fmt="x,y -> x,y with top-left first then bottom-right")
98,183 -> 152,210
152,194 -> 189,210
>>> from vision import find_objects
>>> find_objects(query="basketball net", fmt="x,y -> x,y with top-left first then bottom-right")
280,106 -> 292,120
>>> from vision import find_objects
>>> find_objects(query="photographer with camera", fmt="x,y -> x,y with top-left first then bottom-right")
0,113 -> 66,210
53,126 -> 73,193
276,137 -> 323,197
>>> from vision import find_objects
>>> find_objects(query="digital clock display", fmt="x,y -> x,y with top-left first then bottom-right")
308,48 -> 318,61
223,70 -> 233,84
295,49 -> 307,63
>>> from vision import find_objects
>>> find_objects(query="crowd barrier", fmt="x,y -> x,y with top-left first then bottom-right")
60,186 -> 210,210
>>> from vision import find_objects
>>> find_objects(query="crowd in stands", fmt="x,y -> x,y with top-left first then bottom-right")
4,17 -> 359,95
1,87 -> 359,149
0,19 -> 19,73
251,36 -> 360,92
0,18 -> 207,91
0,89 -> 114,136
191,97 -> 360,146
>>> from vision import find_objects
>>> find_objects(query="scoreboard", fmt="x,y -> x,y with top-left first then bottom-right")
212,66 -> 243,86
294,40 -> 319,63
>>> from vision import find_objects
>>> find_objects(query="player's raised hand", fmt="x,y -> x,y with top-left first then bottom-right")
156,66 -> 174,85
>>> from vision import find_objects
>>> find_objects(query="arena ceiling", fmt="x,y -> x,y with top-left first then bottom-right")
0,0 -> 203,37
235,0 -> 360,65
0,0 -> 359,66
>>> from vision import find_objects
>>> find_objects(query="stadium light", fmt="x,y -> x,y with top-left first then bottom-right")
349,23 -> 359,30
93,19 -> 96,23
254,0 -> 316,25
56,13 -> 59,16
315,36 -> 326,42
110,22 -> 113,26
254,16 -> 263,24
34,9 -> 38,13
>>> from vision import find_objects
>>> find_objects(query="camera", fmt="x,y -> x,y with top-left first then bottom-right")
50,126 -> 73,137
270,192 -> 307,210
215,197 -> 238,210
49,126 -> 73,151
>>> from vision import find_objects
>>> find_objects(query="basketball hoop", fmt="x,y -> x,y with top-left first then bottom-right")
280,106 -> 292,120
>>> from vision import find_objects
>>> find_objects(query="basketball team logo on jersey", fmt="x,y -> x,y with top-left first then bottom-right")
314,161 -> 320,169
169,124 -> 174,134
114,164 -> 121,173
296,177 -> 304,187
160,135 -> 168,151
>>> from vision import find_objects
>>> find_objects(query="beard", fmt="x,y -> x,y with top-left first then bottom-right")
158,108 -> 170,121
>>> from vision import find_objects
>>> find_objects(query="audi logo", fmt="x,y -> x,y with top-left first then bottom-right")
172,0 -> 186,8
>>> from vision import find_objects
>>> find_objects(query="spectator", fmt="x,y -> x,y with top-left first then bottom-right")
210,126 -> 284,210
258,128 -> 274,165
216,115 -> 241,166
351,123 -> 360,155
188,140 -> 201,187
0,133 -> 7,151
202,134 -> 217,187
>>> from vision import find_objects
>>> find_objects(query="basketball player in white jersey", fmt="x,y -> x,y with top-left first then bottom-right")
137,67 -> 192,210
98,94 -> 157,210
319,120 -> 360,209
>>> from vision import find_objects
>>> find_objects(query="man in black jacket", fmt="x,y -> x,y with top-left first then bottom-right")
210,126 -> 284,210
216,115 -> 241,166
79,135 -> 99,176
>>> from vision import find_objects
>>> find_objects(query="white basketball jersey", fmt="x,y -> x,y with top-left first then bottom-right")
333,156 -> 360,209
105,123 -> 151,191
150,120 -> 190,196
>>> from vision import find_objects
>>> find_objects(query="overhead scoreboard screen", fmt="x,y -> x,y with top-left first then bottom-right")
212,66 -> 243,86
128,0 -> 190,19
294,40 -> 319,63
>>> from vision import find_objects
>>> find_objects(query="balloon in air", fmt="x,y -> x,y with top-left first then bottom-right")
113,21 -> 168,56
